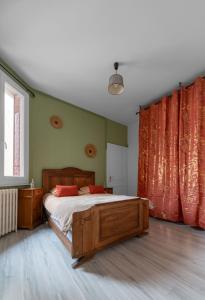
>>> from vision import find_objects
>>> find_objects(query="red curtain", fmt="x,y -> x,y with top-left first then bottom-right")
138,77 -> 205,228
179,77 -> 205,227
138,109 -> 150,197
138,92 -> 181,222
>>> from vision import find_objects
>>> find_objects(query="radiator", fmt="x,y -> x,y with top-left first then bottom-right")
0,189 -> 18,237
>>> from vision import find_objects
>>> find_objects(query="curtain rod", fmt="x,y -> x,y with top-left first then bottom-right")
0,62 -> 35,98
136,76 -> 205,115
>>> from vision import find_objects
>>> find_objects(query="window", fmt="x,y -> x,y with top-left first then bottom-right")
0,70 -> 29,186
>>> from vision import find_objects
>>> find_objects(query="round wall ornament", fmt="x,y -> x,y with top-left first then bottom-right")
50,115 -> 63,129
85,144 -> 97,158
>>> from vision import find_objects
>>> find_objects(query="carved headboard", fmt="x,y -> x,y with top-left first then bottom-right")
42,167 -> 95,193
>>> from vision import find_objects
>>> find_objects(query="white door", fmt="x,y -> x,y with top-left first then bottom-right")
106,143 -> 128,195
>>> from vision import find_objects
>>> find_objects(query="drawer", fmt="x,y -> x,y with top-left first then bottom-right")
34,189 -> 43,197
20,189 -> 33,199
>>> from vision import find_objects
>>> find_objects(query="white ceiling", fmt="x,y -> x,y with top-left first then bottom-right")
1,0 -> 205,125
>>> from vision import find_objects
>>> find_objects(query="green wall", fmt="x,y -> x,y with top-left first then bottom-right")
106,119 -> 127,147
0,58 -> 127,187
30,91 -> 127,186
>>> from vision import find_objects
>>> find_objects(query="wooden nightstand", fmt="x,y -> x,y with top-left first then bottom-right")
18,188 -> 44,229
104,187 -> 113,194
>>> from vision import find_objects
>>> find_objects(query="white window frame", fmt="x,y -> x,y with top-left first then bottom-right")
0,69 -> 29,186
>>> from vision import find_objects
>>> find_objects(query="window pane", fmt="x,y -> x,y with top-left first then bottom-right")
4,83 -> 24,177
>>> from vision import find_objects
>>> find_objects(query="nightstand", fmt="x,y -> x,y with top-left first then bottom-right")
104,187 -> 113,194
18,188 -> 44,229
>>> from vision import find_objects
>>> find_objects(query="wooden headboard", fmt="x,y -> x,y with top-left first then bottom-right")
42,167 -> 95,193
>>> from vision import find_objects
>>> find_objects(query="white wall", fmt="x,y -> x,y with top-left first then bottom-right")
127,114 -> 139,196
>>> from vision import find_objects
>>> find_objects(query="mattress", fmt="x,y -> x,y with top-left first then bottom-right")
43,193 -> 143,233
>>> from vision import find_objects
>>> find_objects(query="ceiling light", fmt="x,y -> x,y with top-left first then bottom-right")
108,62 -> 124,95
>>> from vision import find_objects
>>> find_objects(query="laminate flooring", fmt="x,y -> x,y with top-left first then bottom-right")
1,218 -> 205,300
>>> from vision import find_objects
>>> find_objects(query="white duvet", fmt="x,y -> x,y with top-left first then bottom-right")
44,193 -> 147,233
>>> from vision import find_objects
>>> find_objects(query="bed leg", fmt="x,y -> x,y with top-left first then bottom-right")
71,255 -> 94,269
135,231 -> 149,238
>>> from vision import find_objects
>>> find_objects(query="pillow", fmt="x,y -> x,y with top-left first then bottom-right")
54,185 -> 78,197
89,185 -> 105,194
79,186 -> 90,195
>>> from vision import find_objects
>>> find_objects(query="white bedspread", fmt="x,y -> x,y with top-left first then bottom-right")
44,193 -> 147,233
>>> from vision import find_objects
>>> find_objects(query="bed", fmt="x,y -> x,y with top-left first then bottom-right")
42,167 -> 149,268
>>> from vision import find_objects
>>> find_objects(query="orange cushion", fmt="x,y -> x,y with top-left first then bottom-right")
89,185 -> 105,194
54,185 -> 78,197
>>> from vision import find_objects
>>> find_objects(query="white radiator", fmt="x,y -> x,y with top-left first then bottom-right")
0,189 -> 18,237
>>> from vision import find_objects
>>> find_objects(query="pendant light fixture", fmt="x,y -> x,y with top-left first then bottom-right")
108,62 -> 124,95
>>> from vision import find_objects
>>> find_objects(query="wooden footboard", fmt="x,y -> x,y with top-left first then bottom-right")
71,198 -> 149,259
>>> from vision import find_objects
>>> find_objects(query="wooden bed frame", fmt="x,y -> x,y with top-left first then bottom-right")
42,167 -> 149,268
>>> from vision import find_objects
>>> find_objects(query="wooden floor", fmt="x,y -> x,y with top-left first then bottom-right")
1,219 -> 205,300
